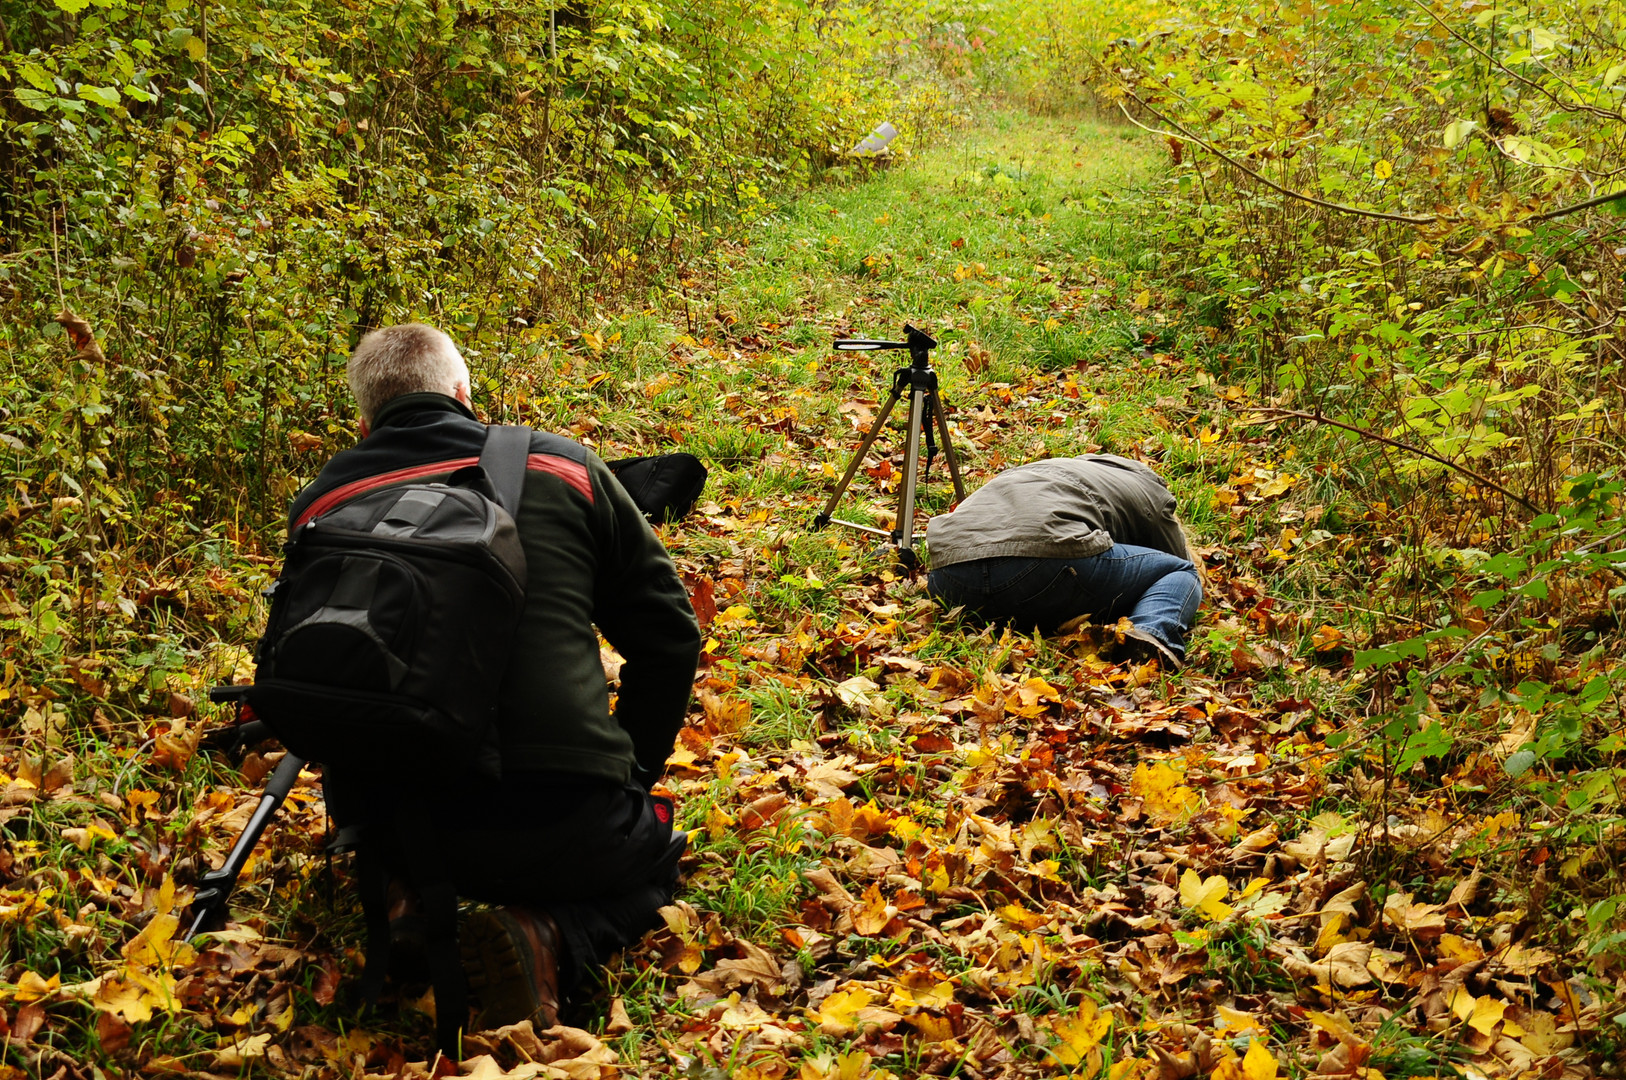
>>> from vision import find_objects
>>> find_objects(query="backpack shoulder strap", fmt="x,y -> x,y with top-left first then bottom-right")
479,425 -> 532,517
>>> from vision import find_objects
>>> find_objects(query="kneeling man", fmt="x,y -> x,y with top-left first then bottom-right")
297,323 -> 702,1030
925,455 -> 1201,668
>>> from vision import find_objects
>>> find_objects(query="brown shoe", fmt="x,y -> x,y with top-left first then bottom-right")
461,906 -> 562,1031
1117,626 -> 1184,671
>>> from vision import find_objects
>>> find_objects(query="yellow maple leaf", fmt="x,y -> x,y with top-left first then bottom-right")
214,1032 -> 272,1069
1180,869 -> 1234,921
713,604 -> 757,628
155,874 -> 177,916
1048,998 -> 1112,1065
1440,934 -> 1484,965
1306,1010 -> 1362,1047
1450,988 -> 1509,1035
799,1050 -> 874,1080
811,986 -> 873,1036
852,883 -> 891,936
905,1012 -> 956,1042
1007,676 -> 1060,719
1242,1039 -> 1278,1080
1256,472 -> 1296,498
888,970 -> 954,1011
998,903 -> 1047,931
14,970 -> 59,1004
676,940 -> 704,974
810,986 -> 900,1037
1311,625 -> 1344,652
94,974 -> 157,1023
1130,761 -> 1200,825
125,909 -> 197,970
1214,1004 -> 1263,1036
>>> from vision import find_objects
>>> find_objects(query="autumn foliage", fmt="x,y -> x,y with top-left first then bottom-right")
1,0 -> 1624,1076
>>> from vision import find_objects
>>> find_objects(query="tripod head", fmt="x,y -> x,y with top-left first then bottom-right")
833,324 -> 937,373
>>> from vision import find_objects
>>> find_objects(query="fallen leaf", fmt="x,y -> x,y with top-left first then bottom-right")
1180,870 -> 1233,921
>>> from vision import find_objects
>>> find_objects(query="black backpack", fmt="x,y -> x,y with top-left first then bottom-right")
247,425 -> 533,1055
606,452 -> 708,523
250,426 -> 531,775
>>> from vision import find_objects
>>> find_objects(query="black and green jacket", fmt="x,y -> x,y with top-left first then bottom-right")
287,393 -> 701,786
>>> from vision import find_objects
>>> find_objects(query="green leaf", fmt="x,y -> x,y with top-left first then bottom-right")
1503,750 -> 1536,777
77,84 -> 122,109
185,35 -> 206,61
14,86 -> 55,113
52,0 -> 93,11
1514,579 -> 1549,600
18,62 -> 56,94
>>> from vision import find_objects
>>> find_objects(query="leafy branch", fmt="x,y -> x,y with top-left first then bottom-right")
1250,406 -> 1545,514
1093,55 -> 1626,227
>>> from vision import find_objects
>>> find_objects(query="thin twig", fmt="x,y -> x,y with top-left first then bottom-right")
1402,0 -> 1621,122
1091,55 -> 1626,227
49,211 -> 66,310
1249,406 -> 1545,514
1109,98 -> 1435,225
1530,186 -> 1626,221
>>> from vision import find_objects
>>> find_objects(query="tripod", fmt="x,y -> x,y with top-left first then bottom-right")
814,324 -> 965,570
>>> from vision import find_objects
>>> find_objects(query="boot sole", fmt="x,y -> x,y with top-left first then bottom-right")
460,910 -> 555,1031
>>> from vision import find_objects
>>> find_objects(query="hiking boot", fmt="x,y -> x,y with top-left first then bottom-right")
1117,626 -> 1184,671
461,905 -> 562,1032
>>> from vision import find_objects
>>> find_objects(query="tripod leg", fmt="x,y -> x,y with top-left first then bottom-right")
185,753 -> 306,941
894,388 -> 928,565
816,385 -> 903,526
927,386 -> 967,501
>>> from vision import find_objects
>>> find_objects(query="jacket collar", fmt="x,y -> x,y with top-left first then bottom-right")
371,392 -> 478,430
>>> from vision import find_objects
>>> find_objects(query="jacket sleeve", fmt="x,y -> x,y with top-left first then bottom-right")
1147,498 -> 1193,560
1114,462 -> 1191,559
588,457 -> 702,787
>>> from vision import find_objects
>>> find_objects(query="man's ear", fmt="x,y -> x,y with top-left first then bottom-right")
454,382 -> 472,408
359,417 -> 370,437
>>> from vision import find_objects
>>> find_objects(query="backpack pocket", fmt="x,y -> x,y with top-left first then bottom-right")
268,550 -> 424,694
249,679 -> 441,766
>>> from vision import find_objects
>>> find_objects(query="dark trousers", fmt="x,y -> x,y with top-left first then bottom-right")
326,769 -> 684,993
927,543 -> 1202,660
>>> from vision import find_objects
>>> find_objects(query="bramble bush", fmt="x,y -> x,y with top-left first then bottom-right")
1070,0 -> 1626,959
0,0 -> 990,721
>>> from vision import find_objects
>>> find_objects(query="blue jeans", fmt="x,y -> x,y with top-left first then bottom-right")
927,544 -> 1202,660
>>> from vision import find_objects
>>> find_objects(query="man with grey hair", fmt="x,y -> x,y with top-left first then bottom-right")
346,323 -> 473,428
289,323 -> 701,1035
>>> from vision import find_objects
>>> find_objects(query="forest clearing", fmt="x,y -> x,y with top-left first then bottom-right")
1,1 -> 1624,1077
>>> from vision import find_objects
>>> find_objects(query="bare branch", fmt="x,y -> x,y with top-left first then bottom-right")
1100,65 -> 1626,229
1530,186 -> 1626,221
1249,406 -> 1545,514
1402,0 -> 1622,122
1108,94 -> 1437,225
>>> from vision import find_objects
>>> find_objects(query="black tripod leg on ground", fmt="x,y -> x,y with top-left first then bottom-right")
815,382 -> 904,527
927,385 -> 966,502
184,753 -> 306,942
893,387 -> 929,569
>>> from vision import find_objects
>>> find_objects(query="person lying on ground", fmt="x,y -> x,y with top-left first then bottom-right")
292,323 -> 702,1031
924,454 -> 1202,668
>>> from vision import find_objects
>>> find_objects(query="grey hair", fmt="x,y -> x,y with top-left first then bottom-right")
346,323 -> 470,422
